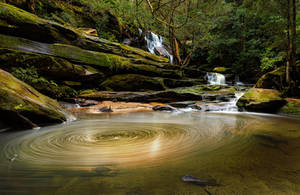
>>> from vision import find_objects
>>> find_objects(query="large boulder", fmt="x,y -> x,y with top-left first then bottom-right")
278,98 -> 300,117
237,88 -> 286,113
255,66 -> 285,90
0,69 -> 67,130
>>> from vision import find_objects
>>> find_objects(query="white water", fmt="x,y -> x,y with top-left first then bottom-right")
197,91 -> 245,113
206,72 -> 226,85
144,31 -> 174,64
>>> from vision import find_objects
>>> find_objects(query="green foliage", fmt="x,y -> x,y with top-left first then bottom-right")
11,66 -> 49,86
260,49 -> 285,71
11,66 -> 77,99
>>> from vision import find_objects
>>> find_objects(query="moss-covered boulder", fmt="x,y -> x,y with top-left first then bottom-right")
255,66 -> 285,90
237,88 -> 286,113
0,69 -> 66,130
278,98 -> 300,117
213,67 -> 231,73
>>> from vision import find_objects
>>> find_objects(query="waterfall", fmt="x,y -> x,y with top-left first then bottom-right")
144,31 -> 174,64
206,72 -> 226,85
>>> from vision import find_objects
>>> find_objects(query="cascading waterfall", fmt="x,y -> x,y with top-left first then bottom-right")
144,31 -> 174,64
206,72 -> 226,85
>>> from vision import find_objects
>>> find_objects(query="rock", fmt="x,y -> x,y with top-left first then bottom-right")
100,74 -> 165,91
79,85 -> 238,103
169,101 -> 196,108
0,33 -> 183,79
189,104 -> 202,110
79,100 -> 99,107
278,98 -> 300,117
152,105 -> 177,112
182,175 -> 219,186
237,88 -> 286,113
255,66 -> 285,90
213,67 -> 230,73
99,106 -> 113,113
79,90 -> 203,103
0,69 -> 66,130
0,2 -> 208,79
0,49 -> 87,80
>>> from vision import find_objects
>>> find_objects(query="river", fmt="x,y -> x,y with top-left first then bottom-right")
0,112 -> 300,194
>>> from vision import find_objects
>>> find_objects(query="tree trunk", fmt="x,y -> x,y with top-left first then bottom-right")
286,0 -> 291,84
291,0 -> 297,81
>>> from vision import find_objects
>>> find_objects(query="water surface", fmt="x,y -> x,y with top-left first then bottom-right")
1,112 -> 300,194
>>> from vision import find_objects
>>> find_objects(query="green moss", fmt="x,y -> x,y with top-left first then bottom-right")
237,88 -> 286,112
119,44 -> 169,63
213,67 -> 230,73
171,85 -> 232,95
0,69 -> 66,127
241,88 -> 283,102
278,99 -> 300,117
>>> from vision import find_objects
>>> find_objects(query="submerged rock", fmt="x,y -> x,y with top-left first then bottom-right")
237,88 -> 286,113
99,106 -> 113,113
182,175 -> 219,186
0,69 -> 66,130
152,105 -> 177,112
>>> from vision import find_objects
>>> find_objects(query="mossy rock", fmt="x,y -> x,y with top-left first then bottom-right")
0,69 -> 66,130
278,98 -> 300,117
0,49 -> 86,80
213,67 -> 231,73
0,34 -> 183,78
0,2 -> 79,44
255,66 -> 285,90
237,88 -> 286,113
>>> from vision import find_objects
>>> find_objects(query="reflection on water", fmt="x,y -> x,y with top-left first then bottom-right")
0,112 -> 300,194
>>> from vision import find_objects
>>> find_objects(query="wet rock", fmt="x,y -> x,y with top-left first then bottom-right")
99,106 -> 113,113
182,175 -> 219,186
0,69 -> 66,130
237,88 -> 286,113
152,105 -> 177,112
169,101 -> 196,108
189,104 -> 202,110
79,90 -> 203,103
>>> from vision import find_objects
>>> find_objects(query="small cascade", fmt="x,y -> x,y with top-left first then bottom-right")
144,31 -> 174,64
206,72 -> 226,85
197,90 -> 246,113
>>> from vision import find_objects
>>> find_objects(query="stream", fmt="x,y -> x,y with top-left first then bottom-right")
0,111 -> 300,194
